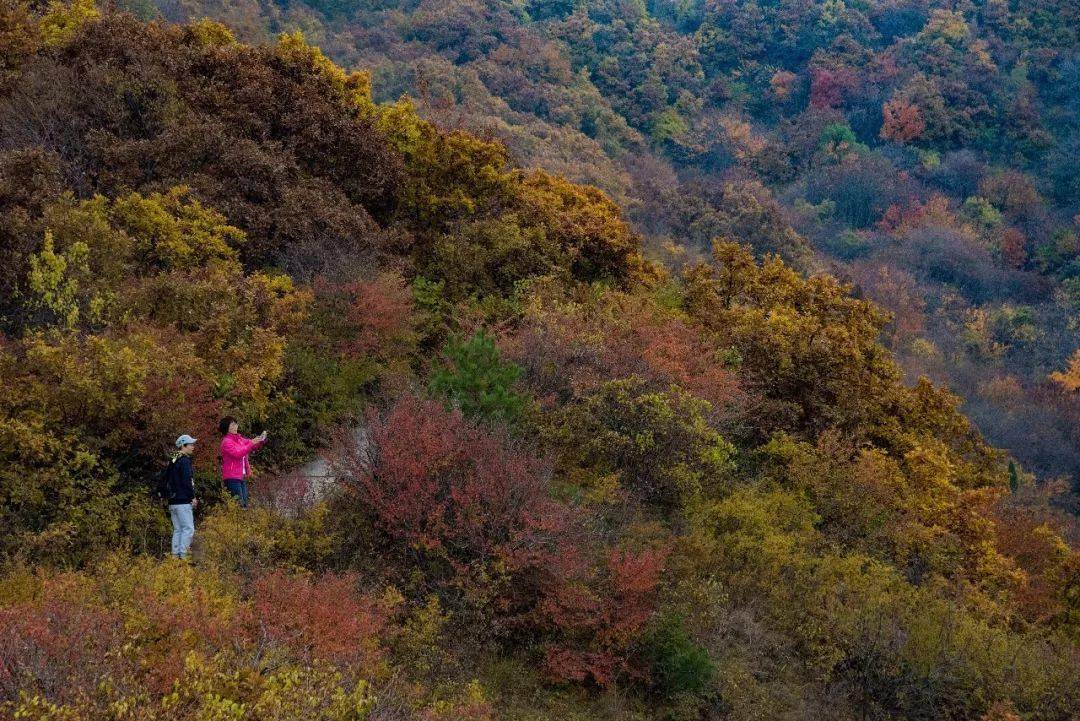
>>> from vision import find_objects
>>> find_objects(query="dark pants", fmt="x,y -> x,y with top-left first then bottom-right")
224,479 -> 249,508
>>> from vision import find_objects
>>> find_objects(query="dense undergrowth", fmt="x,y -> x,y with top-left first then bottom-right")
0,3 -> 1077,720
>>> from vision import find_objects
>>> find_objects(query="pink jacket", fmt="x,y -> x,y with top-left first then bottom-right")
219,433 -> 265,480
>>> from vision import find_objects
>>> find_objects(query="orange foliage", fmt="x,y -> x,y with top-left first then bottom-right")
877,194 -> 957,234
769,70 -> 798,101
505,287 -> 742,416
980,701 -> 1021,721
719,116 -> 767,160
312,273 -> 418,361
993,482 -> 1077,623
128,574 -> 254,693
1049,349 -> 1080,392
979,171 -> 1043,220
540,545 -> 669,687
251,570 -> 384,668
852,263 -> 926,346
0,581 -> 126,704
880,99 -> 926,142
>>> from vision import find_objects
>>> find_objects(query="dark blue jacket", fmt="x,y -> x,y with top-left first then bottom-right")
167,455 -> 195,505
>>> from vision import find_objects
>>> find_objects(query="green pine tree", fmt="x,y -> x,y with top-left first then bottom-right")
431,330 -> 526,424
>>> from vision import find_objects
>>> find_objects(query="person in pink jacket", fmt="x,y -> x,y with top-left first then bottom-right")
218,416 -> 267,508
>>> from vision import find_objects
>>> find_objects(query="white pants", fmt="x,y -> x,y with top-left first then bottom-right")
169,503 -> 195,558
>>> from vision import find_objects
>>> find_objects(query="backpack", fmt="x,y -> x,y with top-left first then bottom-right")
153,456 -> 178,505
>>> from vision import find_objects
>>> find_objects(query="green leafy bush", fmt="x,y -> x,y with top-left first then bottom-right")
431,330 -> 527,424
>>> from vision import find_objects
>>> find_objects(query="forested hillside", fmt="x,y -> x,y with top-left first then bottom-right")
0,3 -> 1077,720
137,0 -> 1080,492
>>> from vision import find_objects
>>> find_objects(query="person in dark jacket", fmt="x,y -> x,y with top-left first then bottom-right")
168,434 -> 198,559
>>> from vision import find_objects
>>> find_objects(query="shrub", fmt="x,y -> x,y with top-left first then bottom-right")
251,570 -> 384,668
334,395 -> 670,684
539,544 -> 670,688
553,378 -> 735,510
0,580 -> 125,706
639,612 -> 715,701
431,330 -> 527,425
333,394 -> 557,615
197,503 -> 337,576
0,556 -> 388,720
505,283 -> 742,417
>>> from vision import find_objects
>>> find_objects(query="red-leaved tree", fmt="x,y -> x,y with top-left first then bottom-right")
880,99 -> 926,143
809,67 -> 856,109
332,395 -> 668,686
996,227 -> 1027,269
311,273 -> 418,362
333,395 -> 564,617
540,545 -> 670,687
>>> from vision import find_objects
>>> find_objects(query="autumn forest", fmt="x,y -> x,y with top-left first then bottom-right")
0,1 -> 1077,720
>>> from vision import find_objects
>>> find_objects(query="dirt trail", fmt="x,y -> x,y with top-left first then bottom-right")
294,426 -> 367,503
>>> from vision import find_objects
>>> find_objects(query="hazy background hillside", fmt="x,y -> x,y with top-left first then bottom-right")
136,0 -> 1080,495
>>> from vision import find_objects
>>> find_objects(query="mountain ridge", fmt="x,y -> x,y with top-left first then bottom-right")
139,0 -> 1080,489
0,4 -> 1076,720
